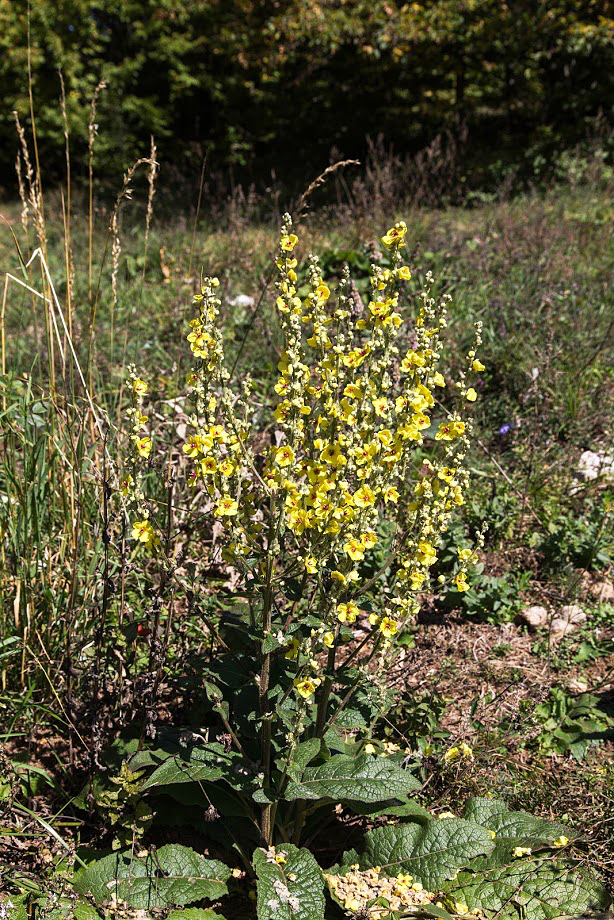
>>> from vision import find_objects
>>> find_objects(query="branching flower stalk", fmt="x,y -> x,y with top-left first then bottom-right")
124,215 -> 484,847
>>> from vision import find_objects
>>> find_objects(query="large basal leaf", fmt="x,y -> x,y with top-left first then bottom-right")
141,743 -> 243,790
253,845 -> 325,920
74,844 -> 230,908
343,819 -> 495,890
462,797 -> 572,869
283,754 -> 420,803
444,860 -> 610,920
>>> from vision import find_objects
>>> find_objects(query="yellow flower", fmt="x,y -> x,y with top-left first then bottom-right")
274,445 -> 295,467
280,233 -> 299,252
294,677 -> 320,699
183,434 -> 205,457
344,383 -> 362,399
218,458 -> 235,477
322,631 -> 335,648
201,456 -> 217,475
364,742 -> 376,754
433,371 -> 446,387
398,266 -> 411,280
553,835 -> 569,848
337,601 -> 359,623
304,555 -> 318,574
465,387 -> 477,402
379,616 -> 398,638
443,746 -> 460,763
454,573 -> 469,592
458,548 -> 473,562
417,541 -> 437,566
472,358 -> 485,372
436,419 -> 466,441
131,519 -> 156,549
134,436 -> 152,458
401,350 -> 426,371
354,485 -> 375,508
512,847 -> 532,858
120,474 -> 133,496
132,377 -> 148,396
381,222 -> 407,248
488,830 -> 496,839
315,282 -> 330,301
368,613 -> 380,626
383,486 -> 399,504
215,496 -> 239,516
320,444 -> 346,468
285,638 -> 300,660
344,537 -> 365,561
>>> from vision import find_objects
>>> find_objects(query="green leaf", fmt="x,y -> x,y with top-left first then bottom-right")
462,798 -> 571,868
284,754 -> 420,803
444,860 -> 610,920
166,911 -> 228,920
286,739 -> 322,780
253,845 -> 325,920
343,819 -> 495,890
141,743 -> 242,790
347,797 -> 431,821
73,845 -> 231,908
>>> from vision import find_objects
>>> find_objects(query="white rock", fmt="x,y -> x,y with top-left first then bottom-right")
550,604 -> 586,639
589,579 -> 614,603
559,603 -> 587,625
517,605 -> 549,628
229,294 -> 255,308
576,450 -> 614,481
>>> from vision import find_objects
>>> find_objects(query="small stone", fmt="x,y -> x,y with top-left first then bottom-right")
517,605 -> 549,629
589,579 -> 614,603
559,604 -> 587,625
229,293 -> 255,308
550,604 -> 586,639
576,450 -> 614,481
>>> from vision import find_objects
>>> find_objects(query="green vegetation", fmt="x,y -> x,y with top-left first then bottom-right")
1,0 -> 612,189
0,64 -> 613,920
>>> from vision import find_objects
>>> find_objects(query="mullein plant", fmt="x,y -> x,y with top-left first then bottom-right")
121,215 -> 481,837
86,218 -> 610,919
123,216 -> 483,843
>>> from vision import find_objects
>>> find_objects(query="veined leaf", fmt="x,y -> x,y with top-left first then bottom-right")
74,845 -> 230,908
284,754 -> 420,803
342,819 -> 495,890
347,797 -> 431,822
253,844 -> 325,920
141,743 -> 243,790
462,797 -> 572,868
444,860 -> 610,920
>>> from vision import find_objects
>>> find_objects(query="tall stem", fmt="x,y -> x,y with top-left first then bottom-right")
259,496 -> 277,845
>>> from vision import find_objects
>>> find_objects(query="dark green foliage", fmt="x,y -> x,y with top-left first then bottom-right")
1,0 -> 612,190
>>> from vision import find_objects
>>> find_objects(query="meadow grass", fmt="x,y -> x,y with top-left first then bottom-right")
0,167 -> 612,905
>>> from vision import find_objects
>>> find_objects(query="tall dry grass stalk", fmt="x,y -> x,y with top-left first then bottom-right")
88,80 -> 107,310
142,135 -> 159,280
